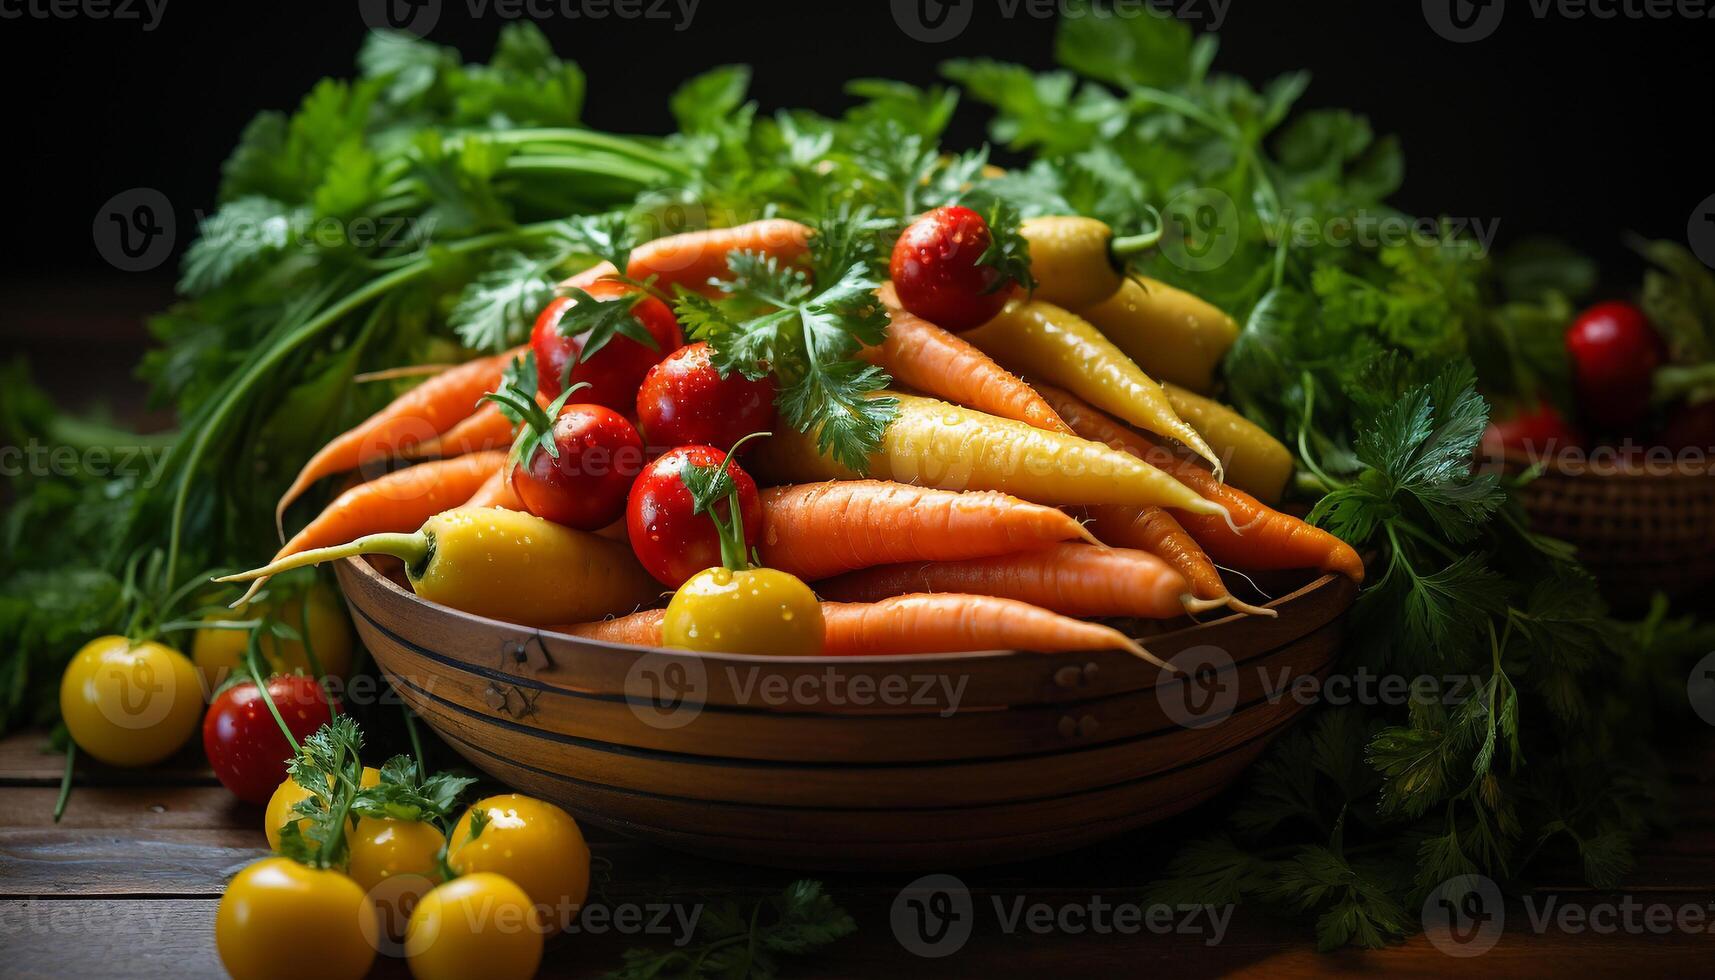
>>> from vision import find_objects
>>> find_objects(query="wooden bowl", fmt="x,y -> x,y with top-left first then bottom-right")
336,558 -> 1358,870
1509,453 -> 1715,606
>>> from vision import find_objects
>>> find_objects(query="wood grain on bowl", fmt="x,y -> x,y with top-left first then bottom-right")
336,556 -> 1357,869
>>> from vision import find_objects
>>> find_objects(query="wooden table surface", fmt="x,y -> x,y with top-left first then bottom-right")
3,726 -> 1711,979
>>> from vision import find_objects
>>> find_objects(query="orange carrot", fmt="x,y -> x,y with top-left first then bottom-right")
407,402 -> 516,459
275,349 -> 520,533
462,467 -> 524,510
554,594 -> 1168,668
562,260 -> 617,289
1083,506 -> 1225,601
758,480 -> 1099,582
820,594 -> 1164,666
1038,385 -> 1365,582
558,220 -> 813,296
865,284 -> 1073,434
814,543 -> 1189,620
556,609 -> 666,646
1080,505 -> 1270,617
237,452 -> 507,605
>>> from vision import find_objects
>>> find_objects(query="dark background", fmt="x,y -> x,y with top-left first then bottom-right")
2,0 -> 1711,407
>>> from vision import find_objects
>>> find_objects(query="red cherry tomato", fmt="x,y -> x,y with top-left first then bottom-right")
1565,301 -> 1665,431
1480,400 -> 1584,461
511,403 -> 644,530
531,280 -> 683,414
890,205 -> 1015,333
636,343 -> 777,453
626,446 -> 762,588
203,675 -> 339,805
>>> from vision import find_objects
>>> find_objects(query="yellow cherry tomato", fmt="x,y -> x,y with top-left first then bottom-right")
59,635 -> 203,767
262,766 -> 381,852
193,581 -> 354,688
215,857 -> 377,980
348,816 -> 445,941
448,794 -> 590,930
663,566 -> 825,656
405,873 -> 543,980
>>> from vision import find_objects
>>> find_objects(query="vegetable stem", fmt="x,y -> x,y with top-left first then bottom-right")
52,742 -> 75,824
215,532 -> 430,607
164,222 -> 567,587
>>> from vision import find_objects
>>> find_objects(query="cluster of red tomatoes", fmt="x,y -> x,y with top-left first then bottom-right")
1486,301 -> 1715,458
520,280 -> 774,586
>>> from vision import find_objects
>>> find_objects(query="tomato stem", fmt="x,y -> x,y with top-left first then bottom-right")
245,630 -> 302,756
706,432 -> 771,572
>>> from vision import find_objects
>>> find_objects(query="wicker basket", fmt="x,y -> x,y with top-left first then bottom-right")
1510,453 -> 1715,605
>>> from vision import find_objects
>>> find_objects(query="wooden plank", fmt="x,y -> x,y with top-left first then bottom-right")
0,787 -> 257,830
4,890 -> 1713,980
0,731 -> 215,788
0,829 -> 264,896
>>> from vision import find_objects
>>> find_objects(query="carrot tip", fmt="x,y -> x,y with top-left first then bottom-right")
1180,595 -> 1230,615
1225,597 -> 1279,618
1073,520 -> 1104,547
226,576 -> 268,608
1118,634 -> 1178,674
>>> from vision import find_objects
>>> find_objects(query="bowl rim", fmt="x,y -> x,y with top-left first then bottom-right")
340,554 -> 1349,667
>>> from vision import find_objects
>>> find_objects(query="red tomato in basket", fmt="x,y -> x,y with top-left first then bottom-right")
532,280 -> 682,413
626,446 -> 762,588
636,343 -> 776,453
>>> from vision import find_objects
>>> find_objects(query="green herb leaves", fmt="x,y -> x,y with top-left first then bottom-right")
681,214 -> 896,473
275,717 -> 476,870
609,880 -> 855,980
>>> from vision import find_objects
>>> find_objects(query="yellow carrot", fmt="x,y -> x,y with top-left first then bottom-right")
750,393 -> 1231,522
963,299 -> 1224,481
220,508 -> 658,627
1160,383 -> 1294,504
1078,277 -> 1239,394
1019,216 -> 1130,309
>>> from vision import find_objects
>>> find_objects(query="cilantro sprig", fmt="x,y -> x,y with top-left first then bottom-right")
677,212 -> 897,473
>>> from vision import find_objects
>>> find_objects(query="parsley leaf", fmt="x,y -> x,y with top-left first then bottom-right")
682,213 -> 897,473
450,250 -> 559,352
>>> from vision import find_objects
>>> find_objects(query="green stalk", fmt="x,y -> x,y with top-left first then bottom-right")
162,223 -> 564,586
215,531 -> 431,606
52,743 -> 75,824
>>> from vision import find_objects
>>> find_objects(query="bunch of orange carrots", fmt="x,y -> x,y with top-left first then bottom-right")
250,215 -> 1363,666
